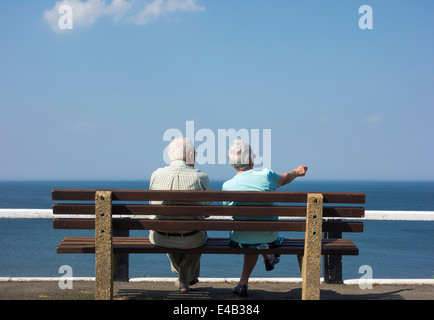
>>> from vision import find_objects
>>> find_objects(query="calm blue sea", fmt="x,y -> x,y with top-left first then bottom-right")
0,180 -> 433,280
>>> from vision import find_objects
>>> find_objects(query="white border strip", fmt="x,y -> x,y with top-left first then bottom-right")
0,277 -> 95,282
1,277 -> 433,285
363,210 -> 434,221
2,209 -> 434,221
0,209 -> 54,219
343,279 -> 434,285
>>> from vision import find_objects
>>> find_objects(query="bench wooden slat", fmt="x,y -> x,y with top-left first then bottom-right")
53,218 -> 364,232
53,203 -> 365,218
57,237 -> 359,255
52,190 -> 366,204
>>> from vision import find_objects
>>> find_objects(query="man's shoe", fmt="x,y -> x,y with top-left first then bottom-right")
179,284 -> 189,293
175,279 -> 189,292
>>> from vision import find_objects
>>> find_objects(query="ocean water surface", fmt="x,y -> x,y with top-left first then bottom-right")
0,180 -> 433,280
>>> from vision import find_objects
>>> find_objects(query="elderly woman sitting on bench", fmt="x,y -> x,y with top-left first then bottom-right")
223,139 -> 307,297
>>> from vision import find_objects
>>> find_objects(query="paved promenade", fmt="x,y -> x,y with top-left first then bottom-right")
0,278 -> 433,300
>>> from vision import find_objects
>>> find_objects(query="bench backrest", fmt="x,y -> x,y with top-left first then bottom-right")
52,190 -> 365,233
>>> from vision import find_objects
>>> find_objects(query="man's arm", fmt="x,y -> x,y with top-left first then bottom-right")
276,165 -> 308,188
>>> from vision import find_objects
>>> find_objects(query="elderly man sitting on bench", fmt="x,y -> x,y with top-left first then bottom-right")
149,137 -> 210,293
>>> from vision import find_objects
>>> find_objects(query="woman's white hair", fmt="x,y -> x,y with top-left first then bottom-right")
227,139 -> 256,170
167,137 -> 195,164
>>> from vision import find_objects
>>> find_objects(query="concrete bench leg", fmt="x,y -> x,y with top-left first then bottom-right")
95,191 -> 114,300
301,193 -> 323,300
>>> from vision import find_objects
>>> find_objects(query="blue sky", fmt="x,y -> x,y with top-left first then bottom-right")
0,0 -> 433,181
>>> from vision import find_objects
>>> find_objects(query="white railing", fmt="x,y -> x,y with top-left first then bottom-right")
1,209 -> 434,221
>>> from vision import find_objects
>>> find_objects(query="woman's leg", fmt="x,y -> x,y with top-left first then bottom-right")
239,254 -> 259,285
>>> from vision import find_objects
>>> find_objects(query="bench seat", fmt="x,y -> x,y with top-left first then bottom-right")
57,236 -> 359,255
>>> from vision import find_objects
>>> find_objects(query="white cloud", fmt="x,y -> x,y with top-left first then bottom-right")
43,0 -> 205,32
133,0 -> 204,24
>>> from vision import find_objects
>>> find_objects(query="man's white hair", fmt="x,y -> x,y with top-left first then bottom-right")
167,136 -> 195,164
227,139 -> 256,170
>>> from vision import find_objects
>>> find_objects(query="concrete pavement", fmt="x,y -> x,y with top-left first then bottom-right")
0,278 -> 433,300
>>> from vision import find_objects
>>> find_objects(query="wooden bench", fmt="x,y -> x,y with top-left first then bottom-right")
52,189 -> 365,300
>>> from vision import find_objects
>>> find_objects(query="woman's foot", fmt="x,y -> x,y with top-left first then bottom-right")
233,283 -> 248,297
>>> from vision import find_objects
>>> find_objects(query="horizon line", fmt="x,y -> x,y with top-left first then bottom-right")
1,179 -> 434,182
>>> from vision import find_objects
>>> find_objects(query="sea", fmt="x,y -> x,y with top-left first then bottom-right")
0,180 -> 433,280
